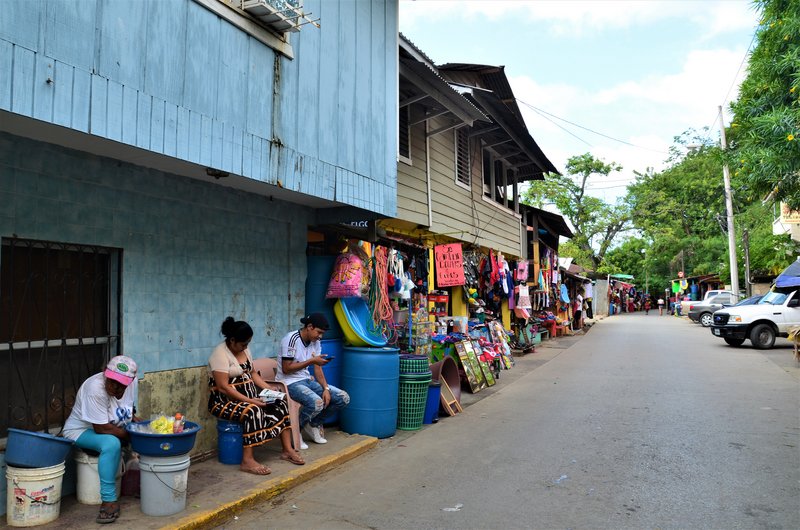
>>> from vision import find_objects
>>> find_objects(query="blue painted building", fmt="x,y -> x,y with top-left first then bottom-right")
0,0 -> 398,506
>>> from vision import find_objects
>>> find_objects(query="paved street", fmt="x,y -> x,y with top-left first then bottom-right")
219,314 -> 800,529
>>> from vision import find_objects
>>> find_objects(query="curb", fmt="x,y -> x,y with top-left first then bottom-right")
163,436 -> 380,530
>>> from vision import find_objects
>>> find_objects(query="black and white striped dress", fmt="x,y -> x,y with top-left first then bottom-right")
208,359 -> 290,448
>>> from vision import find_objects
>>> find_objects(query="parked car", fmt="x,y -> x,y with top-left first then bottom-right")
688,292 -> 735,327
733,294 -> 763,306
710,289 -> 800,349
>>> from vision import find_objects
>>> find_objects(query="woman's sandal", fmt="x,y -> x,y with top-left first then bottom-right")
240,464 -> 272,475
96,504 -> 120,524
280,452 -> 305,465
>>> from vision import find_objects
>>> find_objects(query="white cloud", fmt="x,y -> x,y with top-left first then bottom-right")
400,0 -> 756,37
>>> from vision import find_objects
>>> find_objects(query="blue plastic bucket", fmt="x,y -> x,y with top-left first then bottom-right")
423,381 -> 442,424
306,255 -> 343,339
320,338 -> 344,425
340,346 -> 399,438
216,420 -> 243,465
125,421 -> 201,457
5,428 -> 74,468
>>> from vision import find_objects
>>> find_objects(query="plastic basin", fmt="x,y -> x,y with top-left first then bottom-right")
5,428 -> 74,468
334,298 -> 388,347
126,421 -> 202,457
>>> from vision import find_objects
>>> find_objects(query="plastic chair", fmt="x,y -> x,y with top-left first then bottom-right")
251,357 -> 302,451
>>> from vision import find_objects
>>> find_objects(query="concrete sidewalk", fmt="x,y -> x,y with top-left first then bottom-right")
2,330 -> 584,530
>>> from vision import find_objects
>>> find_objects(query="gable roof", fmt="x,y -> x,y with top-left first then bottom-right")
437,63 -> 559,180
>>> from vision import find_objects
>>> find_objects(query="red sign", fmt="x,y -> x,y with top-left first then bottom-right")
434,244 -> 465,288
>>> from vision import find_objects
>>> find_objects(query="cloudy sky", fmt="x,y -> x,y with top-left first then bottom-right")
399,0 -> 760,203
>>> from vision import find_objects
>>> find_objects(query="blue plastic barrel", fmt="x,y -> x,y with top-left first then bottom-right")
306,256 -> 343,339
320,338 -> 343,425
216,420 -> 243,465
340,346 -> 399,438
423,381 -> 442,424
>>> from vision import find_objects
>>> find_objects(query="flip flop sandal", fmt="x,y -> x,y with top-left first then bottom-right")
96,505 -> 120,524
280,453 -> 305,465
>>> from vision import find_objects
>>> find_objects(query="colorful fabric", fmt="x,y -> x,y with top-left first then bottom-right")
208,359 -> 290,448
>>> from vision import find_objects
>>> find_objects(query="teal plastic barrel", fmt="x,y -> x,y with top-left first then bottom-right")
340,346 -> 399,438
320,338 -> 343,425
305,256 -> 343,339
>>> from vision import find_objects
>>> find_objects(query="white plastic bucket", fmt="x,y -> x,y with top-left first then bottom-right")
73,449 -> 122,505
138,454 -> 191,516
5,463 -> 65,527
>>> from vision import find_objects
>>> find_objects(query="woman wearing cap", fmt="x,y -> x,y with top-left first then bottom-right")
208,317 -> 305,475
63,355 -> 139,524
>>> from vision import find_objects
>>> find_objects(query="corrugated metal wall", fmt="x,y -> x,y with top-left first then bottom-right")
0,0 -> 398,216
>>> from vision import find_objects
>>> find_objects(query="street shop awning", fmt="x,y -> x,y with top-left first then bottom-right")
520,204 -> 573,238
609,273 -> 635,280
775,258 -> 800,289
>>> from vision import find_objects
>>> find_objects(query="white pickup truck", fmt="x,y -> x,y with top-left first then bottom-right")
709,289 -> 800,349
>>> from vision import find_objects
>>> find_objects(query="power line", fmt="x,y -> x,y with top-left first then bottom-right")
524,103 -> 593,147
517,98 -> 669,155
701,28 -> 758,145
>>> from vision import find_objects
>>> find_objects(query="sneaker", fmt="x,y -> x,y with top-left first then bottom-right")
297,433 -> 308,450
303,424 -> 327,444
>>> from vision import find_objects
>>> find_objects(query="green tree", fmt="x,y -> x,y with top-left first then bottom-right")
522,153 -> 629,270
729,0 -> 800,209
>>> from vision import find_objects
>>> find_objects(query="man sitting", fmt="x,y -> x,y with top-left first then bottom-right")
277,313 -> 350,446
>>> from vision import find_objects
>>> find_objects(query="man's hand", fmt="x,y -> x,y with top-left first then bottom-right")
312,355 -> 331,366
321,387 -> 331,407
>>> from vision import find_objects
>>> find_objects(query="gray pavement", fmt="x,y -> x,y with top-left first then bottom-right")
216,313 -> 800,530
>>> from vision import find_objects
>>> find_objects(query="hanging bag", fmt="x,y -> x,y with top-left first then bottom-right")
325,252 -> 363,298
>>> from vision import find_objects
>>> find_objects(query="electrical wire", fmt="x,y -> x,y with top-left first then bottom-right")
517,99 -> 669,155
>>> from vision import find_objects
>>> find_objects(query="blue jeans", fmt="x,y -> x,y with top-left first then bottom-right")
287,379 -> 349,428
75,430 -> 121,502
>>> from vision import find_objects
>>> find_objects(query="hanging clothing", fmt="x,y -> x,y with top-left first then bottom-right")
517,284 -> 532,309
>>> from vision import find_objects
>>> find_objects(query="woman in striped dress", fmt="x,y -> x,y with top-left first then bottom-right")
208,317 -> 305,475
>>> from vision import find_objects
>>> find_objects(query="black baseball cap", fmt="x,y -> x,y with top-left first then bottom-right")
301,312 -> 330,330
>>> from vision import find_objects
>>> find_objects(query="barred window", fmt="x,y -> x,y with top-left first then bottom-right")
0,238 -> 121,437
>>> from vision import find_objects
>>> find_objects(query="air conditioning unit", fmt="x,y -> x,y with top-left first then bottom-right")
240,0 -> 303,33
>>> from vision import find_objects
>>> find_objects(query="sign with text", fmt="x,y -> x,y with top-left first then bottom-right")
434,243 -> 465,287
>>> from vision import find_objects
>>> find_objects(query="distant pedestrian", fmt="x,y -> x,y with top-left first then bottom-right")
657,298 -> 665,316
644,298 -> 651,314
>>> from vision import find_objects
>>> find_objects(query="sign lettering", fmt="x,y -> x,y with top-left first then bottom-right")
434,244 -> 465,288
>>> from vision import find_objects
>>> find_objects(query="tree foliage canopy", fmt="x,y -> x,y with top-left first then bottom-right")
729,0 -> 800,209
522,153 -> 630,270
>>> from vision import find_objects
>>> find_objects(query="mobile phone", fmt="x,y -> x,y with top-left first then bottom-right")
324,356 -> 334,361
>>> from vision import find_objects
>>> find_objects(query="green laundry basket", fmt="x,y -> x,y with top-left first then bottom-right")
397,373 -> 432,431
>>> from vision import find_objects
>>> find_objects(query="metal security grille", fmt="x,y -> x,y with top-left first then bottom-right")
0,238 -> 121,437
456,128 -> 470,186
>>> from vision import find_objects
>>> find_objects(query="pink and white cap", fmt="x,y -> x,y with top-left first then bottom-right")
104,355 -> 137,386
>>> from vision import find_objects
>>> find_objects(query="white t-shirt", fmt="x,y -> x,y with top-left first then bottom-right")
584,283 -> 594,299
277,330 -> 320,386
657,298 -> 665,305
62,372 -> 137,441
574,294 -> 584,312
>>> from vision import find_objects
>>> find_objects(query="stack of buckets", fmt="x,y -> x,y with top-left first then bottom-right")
4,428 -> 74,527
397,355 -> 432,431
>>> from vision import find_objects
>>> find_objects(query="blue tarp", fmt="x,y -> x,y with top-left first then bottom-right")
775,259 -> 800,288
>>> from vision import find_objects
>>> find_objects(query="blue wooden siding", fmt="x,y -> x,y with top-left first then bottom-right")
0,0 -> 398,216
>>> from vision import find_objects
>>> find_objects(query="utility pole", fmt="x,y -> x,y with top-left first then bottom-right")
718,106 -> 740,302
743,229 -> 751,298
